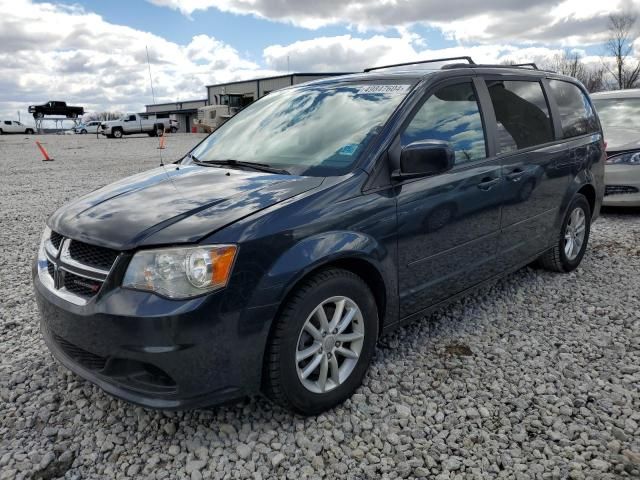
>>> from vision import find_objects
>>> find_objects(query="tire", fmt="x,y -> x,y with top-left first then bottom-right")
264,268 -> 378,415
537,193 -> 591,272
81,129 -> 87,134
155,125 -> 164,137
170,127 -> 178,134
0,129 -> 3,135
25,129 -> 34,134
112,129 -> 123,139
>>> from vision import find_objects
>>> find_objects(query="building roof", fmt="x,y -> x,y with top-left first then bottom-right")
205,72 -> 353,88
145,99 -> 208,108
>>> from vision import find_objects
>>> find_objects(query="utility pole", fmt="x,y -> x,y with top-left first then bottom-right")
146,46 -> 157,104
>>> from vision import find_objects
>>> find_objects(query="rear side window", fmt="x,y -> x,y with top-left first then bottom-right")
547,80 -> 598,138
486,80 -> 553,154
402,82 -> 486,164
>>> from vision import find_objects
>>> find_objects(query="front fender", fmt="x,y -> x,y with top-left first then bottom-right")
248,230 -> 397,321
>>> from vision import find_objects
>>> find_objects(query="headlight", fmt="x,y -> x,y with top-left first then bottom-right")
607,151 -> 640,165
122,245 -> 237,299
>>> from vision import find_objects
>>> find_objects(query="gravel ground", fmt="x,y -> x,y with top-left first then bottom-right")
1,133 -> 639,480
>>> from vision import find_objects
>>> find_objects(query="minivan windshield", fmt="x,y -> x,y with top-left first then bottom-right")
186,81 -> 413,176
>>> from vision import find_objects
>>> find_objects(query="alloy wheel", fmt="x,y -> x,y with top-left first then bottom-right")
564,206 -> 586,261
296,296 -> 365,394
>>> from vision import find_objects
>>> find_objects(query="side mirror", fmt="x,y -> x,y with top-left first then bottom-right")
392,141 -> 455,180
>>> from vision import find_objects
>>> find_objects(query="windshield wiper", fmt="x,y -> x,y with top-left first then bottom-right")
195,158 -> 290,175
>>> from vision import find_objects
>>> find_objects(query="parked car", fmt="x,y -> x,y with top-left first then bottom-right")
34,58 -> 604,415
74,121 -> 102,134
591,89 -> 640,206
0,120 -> 35,134
28,101 -> 84,119
100,113 -> 167,138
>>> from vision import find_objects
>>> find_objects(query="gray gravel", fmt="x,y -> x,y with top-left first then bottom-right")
1,133 -> 639,479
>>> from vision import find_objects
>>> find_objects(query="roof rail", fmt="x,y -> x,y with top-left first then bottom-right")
442,62 -> 546,71
364,56 -> 475,73
510,63 -> 538,69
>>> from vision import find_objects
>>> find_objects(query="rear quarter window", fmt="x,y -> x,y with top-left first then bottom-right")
547,80 -> 599,138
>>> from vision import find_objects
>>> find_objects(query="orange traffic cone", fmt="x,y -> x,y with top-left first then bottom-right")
36,141 -> 54,161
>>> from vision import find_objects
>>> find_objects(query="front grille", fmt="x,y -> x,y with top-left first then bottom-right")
47,260 -> 55,278
68,241 -> 119,271
605,185 -> 639,196
53,333 -> 107,371
50,231 -> 63,250
63,271 -> 103,298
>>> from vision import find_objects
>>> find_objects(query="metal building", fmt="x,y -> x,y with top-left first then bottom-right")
145,72 -> 351,133
145,99 -> 209,133
206,73 -> 352,108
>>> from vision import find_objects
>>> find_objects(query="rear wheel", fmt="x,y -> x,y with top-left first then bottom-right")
264,269 -> 378,415
170,126 -> 178,134
25,128 -> 34,134
537,193 -> 591,272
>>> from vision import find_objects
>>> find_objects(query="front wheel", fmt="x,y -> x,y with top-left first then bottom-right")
170,127 -> 178,134
25,129 -> 34,134
155,126 -> 164,137
112,129 -> 123,139
537,193 -> 591,272
80,129 -> 87,134
264,269 -> 378,415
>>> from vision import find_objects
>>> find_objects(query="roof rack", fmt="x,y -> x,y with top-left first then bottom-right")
442,62 -> 545,71
364,56 -> 475,73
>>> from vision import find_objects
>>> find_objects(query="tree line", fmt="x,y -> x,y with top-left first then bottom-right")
507,12 -> 640,92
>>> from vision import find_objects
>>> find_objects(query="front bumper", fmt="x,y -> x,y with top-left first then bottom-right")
603,164 -> 640,207
33,264 -> 277,409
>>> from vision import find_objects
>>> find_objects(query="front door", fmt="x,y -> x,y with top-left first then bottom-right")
396,79 -> 503,318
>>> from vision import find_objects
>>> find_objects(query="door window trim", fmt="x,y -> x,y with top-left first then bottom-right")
476,75 -> 560,159
388,75 -> 491,182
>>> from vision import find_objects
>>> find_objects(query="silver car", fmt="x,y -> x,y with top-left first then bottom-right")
74,121 -> 102,134
591,90 -> 640,207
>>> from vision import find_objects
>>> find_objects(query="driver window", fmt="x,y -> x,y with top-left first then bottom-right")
127,115 -> 136,121
401,82 -> 487,165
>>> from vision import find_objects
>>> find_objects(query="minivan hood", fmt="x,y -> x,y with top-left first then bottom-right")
48,165 -> 323,250
603,126 -> 640,153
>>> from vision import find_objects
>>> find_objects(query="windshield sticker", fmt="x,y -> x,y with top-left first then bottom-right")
338,144 -> 359,156
357,85 -> 411,95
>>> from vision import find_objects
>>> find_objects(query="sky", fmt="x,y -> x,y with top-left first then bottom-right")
0,0 -> 639,124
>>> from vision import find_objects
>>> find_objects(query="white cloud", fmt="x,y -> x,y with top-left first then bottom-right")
149,0 -> 640,46
263,35 -> 569,72
0,0 -> 276,122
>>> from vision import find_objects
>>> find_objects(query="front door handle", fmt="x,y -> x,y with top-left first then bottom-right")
506,169 -> 525,182
477,177 -> 500,191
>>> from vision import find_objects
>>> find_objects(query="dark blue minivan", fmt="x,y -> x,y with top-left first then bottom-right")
34,58 -> 605,414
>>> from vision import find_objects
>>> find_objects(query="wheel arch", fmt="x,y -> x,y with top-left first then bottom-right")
577,183 -> 596,217
258,254 -> 389,392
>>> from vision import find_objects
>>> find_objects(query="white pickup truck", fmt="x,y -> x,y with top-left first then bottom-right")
100,113 -> 171,138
